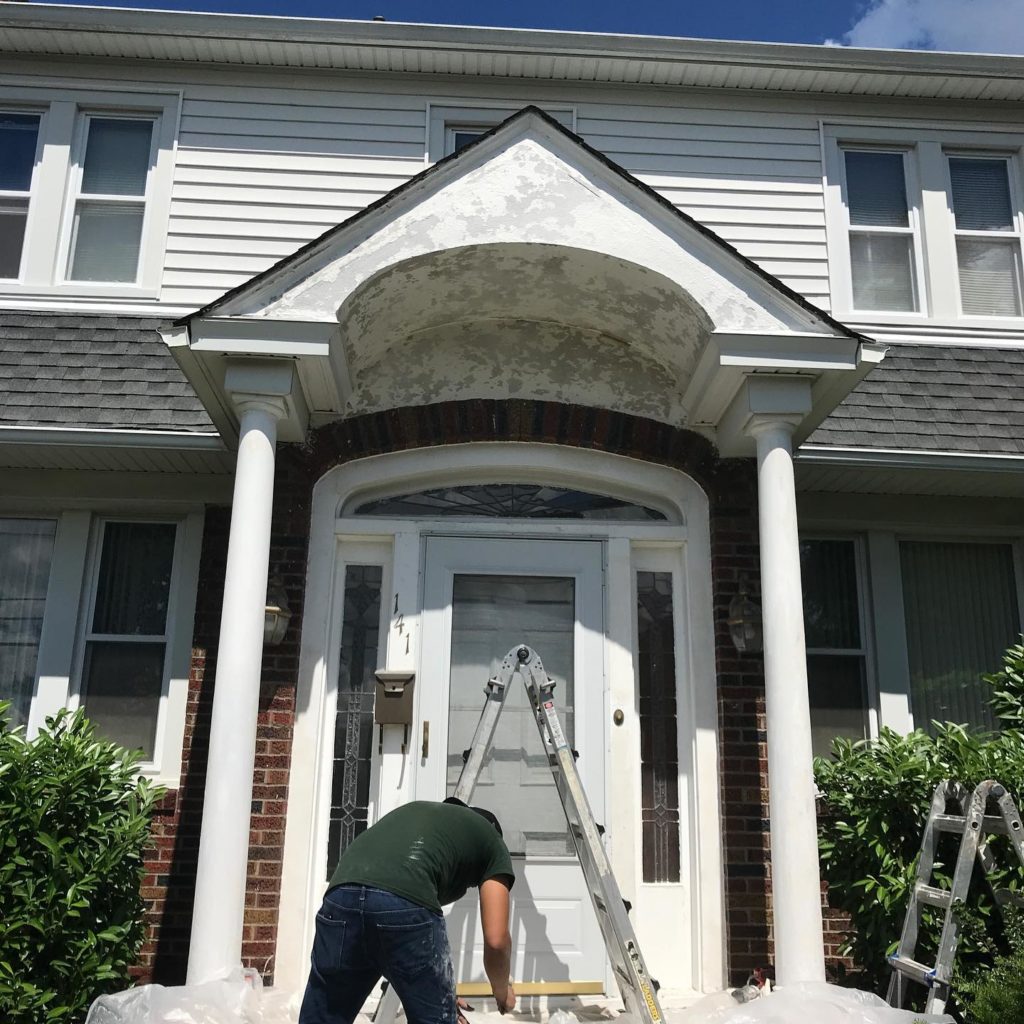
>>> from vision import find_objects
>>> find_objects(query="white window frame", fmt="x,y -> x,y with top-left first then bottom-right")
0,82 -> 179,300
823,122 -> 1024,328
799,533 -> 879,748
0,107 -> 46,283
59,112 -> 160,287
4,506 -> 203,786
426,102 -> 576,162
944,149 -> 1024,319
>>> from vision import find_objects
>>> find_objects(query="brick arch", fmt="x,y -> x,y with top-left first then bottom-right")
143,399 -> 772,989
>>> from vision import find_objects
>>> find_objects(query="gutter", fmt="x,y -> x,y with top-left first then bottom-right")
797,443 -> 1024,474
0,424 -> 226,450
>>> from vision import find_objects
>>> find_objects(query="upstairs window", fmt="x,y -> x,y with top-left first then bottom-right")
0,113 -> 41,281
67,117 -> 155,283
826,124 -> 1024,323
0,88 -> 176,297
948,157 -> 1023,317
843,150 -> 919,313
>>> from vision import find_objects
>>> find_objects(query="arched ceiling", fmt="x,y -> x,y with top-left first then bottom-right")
338,243 -> 714,422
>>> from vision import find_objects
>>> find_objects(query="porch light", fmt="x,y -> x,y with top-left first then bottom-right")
263,577 -> 292,647
728,577 -> 763,654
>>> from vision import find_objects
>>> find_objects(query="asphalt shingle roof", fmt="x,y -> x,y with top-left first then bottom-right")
0,310 -> 214,432
808,344 -> 1024,456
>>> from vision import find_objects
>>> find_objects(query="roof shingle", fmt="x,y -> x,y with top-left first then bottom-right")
0,310 -> 214,433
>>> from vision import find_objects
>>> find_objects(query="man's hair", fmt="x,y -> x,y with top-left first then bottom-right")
443,796 -> 504,838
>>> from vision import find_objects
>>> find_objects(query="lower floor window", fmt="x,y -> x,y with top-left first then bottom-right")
0,510 -> 197,779
0,518 -> 57,728
900,540 -> 1020,732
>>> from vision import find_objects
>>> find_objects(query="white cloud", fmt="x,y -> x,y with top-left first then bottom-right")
827,0 -> 1024,54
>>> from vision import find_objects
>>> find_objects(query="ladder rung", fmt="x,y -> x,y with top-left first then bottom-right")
915,884 -> 952,910
933,814 -> 967,832
983,815 -> 1016,836
889,956 -> 937,986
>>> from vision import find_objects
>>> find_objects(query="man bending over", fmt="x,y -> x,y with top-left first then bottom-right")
299,797 -> 516,1024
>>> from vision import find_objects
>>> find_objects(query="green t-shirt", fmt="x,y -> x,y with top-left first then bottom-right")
329,801 -> 515,913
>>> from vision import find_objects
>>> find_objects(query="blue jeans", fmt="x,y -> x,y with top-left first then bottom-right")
298,885 -> 457,1024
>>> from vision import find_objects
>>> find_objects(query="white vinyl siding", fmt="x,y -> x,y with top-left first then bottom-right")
156,86 -> 830,309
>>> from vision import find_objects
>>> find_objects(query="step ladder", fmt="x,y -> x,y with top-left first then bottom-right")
375,644 -> 665,1024
887,778 -> 1024,1015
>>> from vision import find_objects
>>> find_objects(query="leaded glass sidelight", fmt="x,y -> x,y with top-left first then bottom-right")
327,564 -> 383,874
637,570 -> 680,883
354,484 -> 666,521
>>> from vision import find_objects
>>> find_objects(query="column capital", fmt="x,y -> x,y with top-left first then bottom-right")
223,358 -> 306,439
744,411 -> 804,441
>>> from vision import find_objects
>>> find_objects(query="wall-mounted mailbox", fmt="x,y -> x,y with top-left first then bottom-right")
374,670 -> 415,725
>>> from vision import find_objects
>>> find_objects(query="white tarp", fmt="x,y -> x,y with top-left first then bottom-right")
85,979 -> 952,1024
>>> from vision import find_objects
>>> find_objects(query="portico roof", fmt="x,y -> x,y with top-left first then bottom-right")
167,106 -> 883,457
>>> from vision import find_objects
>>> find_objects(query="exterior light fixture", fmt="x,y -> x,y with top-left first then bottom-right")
728,576 -> 763,654
263,576 -> 292,647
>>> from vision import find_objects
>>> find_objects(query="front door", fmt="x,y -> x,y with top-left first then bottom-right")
418,536 -> 607,994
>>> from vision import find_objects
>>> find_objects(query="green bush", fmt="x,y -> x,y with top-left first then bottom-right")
954,910 -> 1024,1022
0,704 -> 162,1024
816,723 -> 1024,995
984,639 -> 1024,731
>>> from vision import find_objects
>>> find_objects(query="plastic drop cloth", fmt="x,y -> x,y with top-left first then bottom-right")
84,969 -> 299,1024
678,982 -> 953,1024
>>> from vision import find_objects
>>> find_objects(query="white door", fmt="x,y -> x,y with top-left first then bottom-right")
418,536 -> 607,993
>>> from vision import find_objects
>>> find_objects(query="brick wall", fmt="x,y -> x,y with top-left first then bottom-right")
136,399 -> 776,987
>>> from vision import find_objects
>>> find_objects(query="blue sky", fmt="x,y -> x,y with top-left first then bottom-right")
55,0 -> 1024,53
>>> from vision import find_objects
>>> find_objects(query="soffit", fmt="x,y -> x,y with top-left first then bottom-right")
3,5 -> 1024,102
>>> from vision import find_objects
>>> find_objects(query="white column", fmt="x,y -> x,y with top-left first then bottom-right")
748,415 -> 826,986
187,396 -> 285,984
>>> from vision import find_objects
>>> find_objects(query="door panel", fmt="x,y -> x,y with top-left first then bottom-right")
419,537 -> 606,991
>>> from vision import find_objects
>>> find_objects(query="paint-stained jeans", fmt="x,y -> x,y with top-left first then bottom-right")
298,884 -> 457,1024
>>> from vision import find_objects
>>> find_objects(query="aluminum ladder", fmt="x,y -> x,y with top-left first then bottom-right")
375,644 -> 665,1024
887,778 -> 1024,1015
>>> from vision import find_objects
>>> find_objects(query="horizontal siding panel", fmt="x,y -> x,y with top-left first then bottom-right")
576,116 -> 818,146
579,102 -> 817,130
164,251 -> 285,273
175,165 -> 413,193
180,114 -> 425,145
170,199 -> 364,223
176,148 -> 424,176
180,132 -> 424,158
677,205 -> 822,226
656,187 -> 823,210
172,182 -> 388,207
167,217 -> 339,240
610,153 -> 821,177
167,234 -> 311,256
183,98 -> 425,127
581,133 -> 820,161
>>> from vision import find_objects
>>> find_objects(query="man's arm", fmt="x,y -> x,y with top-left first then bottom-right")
479,877 -> 515,1013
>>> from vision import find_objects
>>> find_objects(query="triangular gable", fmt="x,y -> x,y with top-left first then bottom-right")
177,106 -> 861,348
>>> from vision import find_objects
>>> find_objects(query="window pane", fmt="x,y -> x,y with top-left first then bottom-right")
0,519 -> 56,729
800,540 -> 861,650
845,150 -> 910,227
81,641 -> 164,758
452,130 -> 484,152
68,201 -> 144,282
0,113 -> 40,192
448,574 -> 575,857
327,564 -> 383,874
950,158 -> 1014,231
355,484 -> 666,520
850,232 -> 917,311
81,118 -> 153,196
637,571 -> 680,883
957,238 -> 1023,316
900,541 -> 1019,732
808,655 -> 868,758
0,198 -> 28,279
93,522 -> 176,636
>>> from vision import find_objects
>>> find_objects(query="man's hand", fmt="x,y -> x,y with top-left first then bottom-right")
495,981 -> 516,1015
456,996 -> 474,1024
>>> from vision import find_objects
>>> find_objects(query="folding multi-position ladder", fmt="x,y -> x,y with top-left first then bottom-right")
375,644 -> 665,1024
887,778 -> 1024,1015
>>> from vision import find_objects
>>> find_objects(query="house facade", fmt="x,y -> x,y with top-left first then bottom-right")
2,4 -> 1024,1001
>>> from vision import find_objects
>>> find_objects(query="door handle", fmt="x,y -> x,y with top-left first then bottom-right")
421,720 -> 430,760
